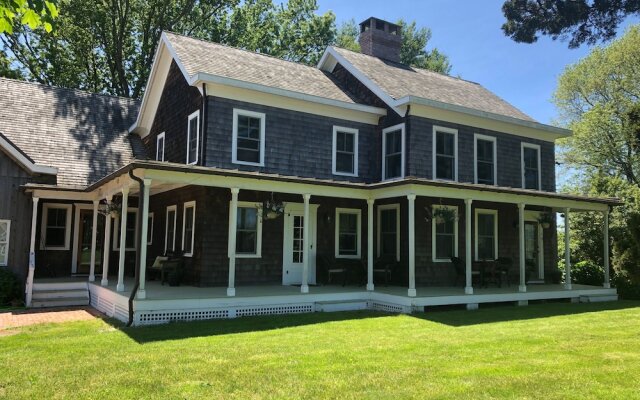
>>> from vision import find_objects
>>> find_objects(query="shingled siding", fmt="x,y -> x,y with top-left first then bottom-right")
205,97 -> 380,183
143,61 -> 202,164
407,116 -> 556,192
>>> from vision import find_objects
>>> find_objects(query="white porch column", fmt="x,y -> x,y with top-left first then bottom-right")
101,195 -> 113,286
137,178 -> 152,300
227,188 -> 239,297
465,199 -> 473,294
116,187 -> 129,292
603,209 -> 610,289
564,208 -> 572,290
407,193 -> 416,297
25,196 -> 39,307
518,203 -> 527,293
301,194 -> 311,294
88,199 -> 99,282
367,199 -> 375,291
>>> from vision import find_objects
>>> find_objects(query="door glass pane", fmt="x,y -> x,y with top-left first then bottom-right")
525,223 -> 538,265
292,215 -> 304,263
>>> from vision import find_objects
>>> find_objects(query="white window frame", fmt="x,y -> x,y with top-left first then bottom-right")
156,132 -> 165,161
233,201 -> 263,258
381,123 -> 405,181
181,201 -> 196,257
332,126 -> 359,177
432,125 -> 458,182
232,109 -> 266,167
186,110 -> 200,165
113,208 -> 139,251
147,212 -> 154,245
41,203 -> 72,251
0,219 -> 10,266
474,209 -> 499,261
473,133 -> 497,186
521,142 -> 542,190
165,205 -> 177,253
335,208 -> 362,259
377,204 -> 400,261
431,205 -> 459,263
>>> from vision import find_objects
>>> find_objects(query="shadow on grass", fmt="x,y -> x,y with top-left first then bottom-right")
415,300 -> 640,327
113,310 -> 391,344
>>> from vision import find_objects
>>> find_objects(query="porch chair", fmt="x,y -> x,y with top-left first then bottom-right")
319,255 -> 347,286
450,257 -> 465,287
148,256 -> 168,281
495,257 -> 513,287
373,255 -> 397,286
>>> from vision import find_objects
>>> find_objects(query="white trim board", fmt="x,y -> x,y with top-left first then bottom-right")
0,134 -> 58,175
232,109 -> 266,167
335,207 -> 362,259
181,201 -> 196,257
40,203 -> 73,251
381,123 -> 405,181
432,125 -> 458,182
473,133 -> 497,186
165,205 -> 177,253
521,142 -> 542,190
474,208 -> 499,261
332,126 -> 359,177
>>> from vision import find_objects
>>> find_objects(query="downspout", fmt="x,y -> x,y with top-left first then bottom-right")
404,105 -> 411,176
126,169 -> 144,327
200,84 -> 208,166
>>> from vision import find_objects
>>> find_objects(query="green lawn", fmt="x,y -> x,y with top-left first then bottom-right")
2,302 -> 640,399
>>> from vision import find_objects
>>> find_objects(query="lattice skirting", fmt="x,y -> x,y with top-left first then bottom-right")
367,301 -> 410,314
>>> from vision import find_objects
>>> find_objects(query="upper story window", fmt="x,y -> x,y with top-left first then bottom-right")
335,208 -> 361,258
332,126 -> 359,177
0,219 -> 10,266
433,126 -> 458,181
382,123 -> 405,180
475,209 -> 498,260
156,133 -> 165,161
165,205 -> 177,253
235,202 -> 263,258
474,134 -> 496,185
41,204 -> 72,250
522,143 -> 541,190
182,201 -> 196,257
432,205 -> 458,262
232,109 -> 266,166
187,111 -> 199,165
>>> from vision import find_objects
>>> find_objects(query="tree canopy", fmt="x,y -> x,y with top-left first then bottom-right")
0,0 -> 58,33
502,0 -> 640,48
335,18 -> 452,75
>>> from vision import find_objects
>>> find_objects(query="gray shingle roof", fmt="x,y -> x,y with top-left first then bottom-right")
164,32 -> 357,104
331,47 -> 535,122
0,78 -> 143,187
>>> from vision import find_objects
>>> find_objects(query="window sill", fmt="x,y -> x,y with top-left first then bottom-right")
42,246 -> 69,251
332,171 -> 358,178
336,254 -> 361,259
232,160 -> 264,167
235,253 -> 262,259
432,258 -> 453,263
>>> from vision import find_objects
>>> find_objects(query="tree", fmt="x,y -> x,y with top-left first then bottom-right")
502,0 -> 640,48
0,0 -> 58,33
333,18 -> 452,75
0,0 -> 335,97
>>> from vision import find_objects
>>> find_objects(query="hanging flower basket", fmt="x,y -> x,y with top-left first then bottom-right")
99,200 -> 122,218
431,206 -> 458,224
538,212 -> 554,229
258,193 -> 285,221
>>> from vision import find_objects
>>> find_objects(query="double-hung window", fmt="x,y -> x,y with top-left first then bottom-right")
113,209 -> 138,251
432,205 -> 458,262
522,143 -> 541,190
41,204 -> 72,250
232,109 -> 266,166
187,111 -> 199,165
377,204 -> 400,261
165,205 -> 177,253
475,209 -> 498,260
0,220 -> 10,266
147,212 -> 154,245
382,124 -> 405,180
433,126 -> 458,181
182,201 -> 196,257
474,134 -> 496,185
156,132 -> 165,161
335,208 -> 361,258
235,203 -> 262,257
332,126 -> 358,176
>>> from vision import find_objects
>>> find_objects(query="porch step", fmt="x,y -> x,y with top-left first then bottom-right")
32,289 -> 90,300
315,299 -> 368,312
30,280 -> 90,308
32,281 -> 88,291
31,297 -> 90,308
579,294 -> 619,303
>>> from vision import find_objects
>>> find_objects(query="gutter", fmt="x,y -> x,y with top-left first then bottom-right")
200,84 -> 208,166
126,169 -> 145,327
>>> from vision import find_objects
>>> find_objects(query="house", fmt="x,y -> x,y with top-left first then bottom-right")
0,17 -> 619,324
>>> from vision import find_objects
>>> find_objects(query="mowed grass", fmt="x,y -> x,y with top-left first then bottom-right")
2,301 -> 640,399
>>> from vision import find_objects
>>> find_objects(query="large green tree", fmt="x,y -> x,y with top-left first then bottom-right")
0,0 -> 58,33
334,18 -> 452,75
0,0 -> 335,97
502,0 -> 640,48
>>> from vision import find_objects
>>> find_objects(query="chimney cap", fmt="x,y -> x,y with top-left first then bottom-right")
359,17 -> 401,35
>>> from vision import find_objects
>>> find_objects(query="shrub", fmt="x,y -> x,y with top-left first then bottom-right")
571,261 -> 604,286
613,272 -> 640,300
0,268 -> 21,306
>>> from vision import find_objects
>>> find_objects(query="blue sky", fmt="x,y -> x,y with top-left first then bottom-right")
317,0 -> 638,125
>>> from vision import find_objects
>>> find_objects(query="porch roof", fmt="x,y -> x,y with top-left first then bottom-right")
24,160 -> 621,210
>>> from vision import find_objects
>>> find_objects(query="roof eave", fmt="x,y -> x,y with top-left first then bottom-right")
0,133 -> 58,175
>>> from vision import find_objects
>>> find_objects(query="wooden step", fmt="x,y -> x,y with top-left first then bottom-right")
33,281 -> 88,291
31,297 -> 90,308
315,299 -> 368,312
580,294 -> 618,303
32,289 -> 90,300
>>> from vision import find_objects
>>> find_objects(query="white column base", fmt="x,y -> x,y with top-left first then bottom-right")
603,282 -> 611,289
407,288 -> 416,297
137,289 -> 146,299
227,287 -> 236,297
301,284 -> 309,294
466,303 -> 479,310
116,283 -> 124,292
464,286 -> 473,295
366,283 -> 374,291
518,285 -> 527,293
565,283 -> 573,290
100,278 -> 108,286
89,275 -> 95,282
517,300 -> 529,306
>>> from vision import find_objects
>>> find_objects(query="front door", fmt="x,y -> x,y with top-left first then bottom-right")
524,221 -> 542,280
282,204 -> 318,285
76,210 -> 104,275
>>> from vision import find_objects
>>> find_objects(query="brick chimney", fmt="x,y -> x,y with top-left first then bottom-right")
358,17 -> 402,63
